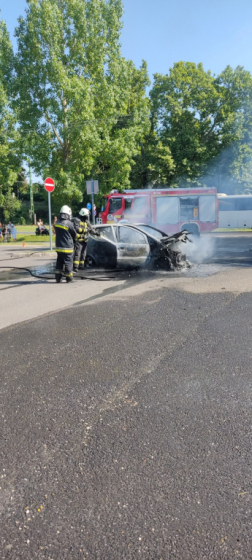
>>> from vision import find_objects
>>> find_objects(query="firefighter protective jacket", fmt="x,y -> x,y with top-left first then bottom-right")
72,218 -> 97,243
55,215 -> 77,253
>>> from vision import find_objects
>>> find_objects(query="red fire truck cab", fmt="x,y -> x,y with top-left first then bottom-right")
100,188 -> 218,235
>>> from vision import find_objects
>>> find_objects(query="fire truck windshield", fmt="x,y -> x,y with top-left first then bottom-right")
108,198 -> 122,213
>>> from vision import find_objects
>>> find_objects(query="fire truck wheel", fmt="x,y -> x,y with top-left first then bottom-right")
182,224 -> 200,237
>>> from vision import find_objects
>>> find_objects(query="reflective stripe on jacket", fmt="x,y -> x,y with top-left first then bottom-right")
76,220 -> 96,242
78,221 -> 88,242
55,217 -> 77,252
72,218 -> 90,242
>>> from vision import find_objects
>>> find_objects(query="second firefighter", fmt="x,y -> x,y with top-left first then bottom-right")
72,208 -> 99,272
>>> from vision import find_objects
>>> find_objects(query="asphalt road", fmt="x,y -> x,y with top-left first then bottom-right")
0,235 -> 252,559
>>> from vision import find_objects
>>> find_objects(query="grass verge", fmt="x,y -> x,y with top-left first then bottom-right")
16,225 -> 40,233
213,228 -> 252,232
1,234 -> 55,244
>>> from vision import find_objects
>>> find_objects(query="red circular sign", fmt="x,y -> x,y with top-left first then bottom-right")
44,177 -> 55,193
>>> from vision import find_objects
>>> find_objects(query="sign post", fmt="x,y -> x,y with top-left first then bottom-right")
44,177 -> 55,250
86,180 -> 99,224
91,179 -> 95,225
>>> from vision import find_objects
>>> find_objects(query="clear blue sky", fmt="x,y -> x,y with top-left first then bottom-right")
2,0 -> 252,82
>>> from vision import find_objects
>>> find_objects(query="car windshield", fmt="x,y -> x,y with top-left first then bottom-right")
136,225 -> 164,240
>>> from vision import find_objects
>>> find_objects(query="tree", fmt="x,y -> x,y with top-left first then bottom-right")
0,19 -> 22,220
214,66 -> 252,193
95,60 -> 150,192
130,130 -> 175,189
15,0 -> 149,205
149,62 -> 252,188
193,66 -> 252,193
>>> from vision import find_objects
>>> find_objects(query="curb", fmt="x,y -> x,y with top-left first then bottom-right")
7,252 -> 55,258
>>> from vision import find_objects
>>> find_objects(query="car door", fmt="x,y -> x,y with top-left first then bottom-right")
86,226 -> 117,268
115,226 -> 150,267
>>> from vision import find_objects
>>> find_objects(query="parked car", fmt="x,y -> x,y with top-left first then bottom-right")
86,223 -> 191,270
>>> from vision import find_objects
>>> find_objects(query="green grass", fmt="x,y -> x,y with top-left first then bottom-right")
1,234 -> 55,244
16,225 -> 40,232
213,228 -> 252,232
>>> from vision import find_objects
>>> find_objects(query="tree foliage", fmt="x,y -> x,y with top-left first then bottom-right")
142,62 -> 252,191
129,131 -> 174,188
2,2 -> 252,206
15,0 -> 149,204
211,67 -> 252,193
0,19 -> 22,219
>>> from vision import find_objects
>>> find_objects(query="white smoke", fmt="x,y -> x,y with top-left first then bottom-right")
179,234 -> 216,264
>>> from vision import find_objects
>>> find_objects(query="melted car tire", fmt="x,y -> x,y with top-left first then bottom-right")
86,256 -> 96,268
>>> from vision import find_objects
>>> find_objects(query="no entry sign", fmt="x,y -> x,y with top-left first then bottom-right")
44,177 -> 55,193
44,177 -> 55,250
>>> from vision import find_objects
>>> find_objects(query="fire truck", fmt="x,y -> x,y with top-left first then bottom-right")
100,187 -> 218,235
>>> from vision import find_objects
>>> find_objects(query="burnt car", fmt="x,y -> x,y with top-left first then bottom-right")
85,224 -> 191,270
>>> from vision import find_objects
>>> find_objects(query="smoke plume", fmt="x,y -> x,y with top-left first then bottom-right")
180,235 -> 216,264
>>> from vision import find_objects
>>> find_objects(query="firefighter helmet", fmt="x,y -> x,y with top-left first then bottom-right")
60,205 -> 72,219
79,208 -> 90,217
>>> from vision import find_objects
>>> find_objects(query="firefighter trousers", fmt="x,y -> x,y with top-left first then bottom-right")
73,241 -> 87,270
55,252 -> 74,281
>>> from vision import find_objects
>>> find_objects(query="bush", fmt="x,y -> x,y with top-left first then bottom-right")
19,216 -> 26,225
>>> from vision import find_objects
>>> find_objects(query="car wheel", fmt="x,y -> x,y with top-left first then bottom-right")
86,256 -> 96,268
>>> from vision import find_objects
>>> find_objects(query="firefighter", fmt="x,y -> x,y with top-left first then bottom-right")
54,205 -> 77,283
72,208 -> 99,272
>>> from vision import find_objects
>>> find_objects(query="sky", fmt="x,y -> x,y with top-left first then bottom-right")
2,0 -> 252,84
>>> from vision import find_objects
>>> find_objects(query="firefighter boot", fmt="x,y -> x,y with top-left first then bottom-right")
73,258 -> 79,273
66,275 -> 74,283
55,273 -> 62,283
79,260 -> 85,270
